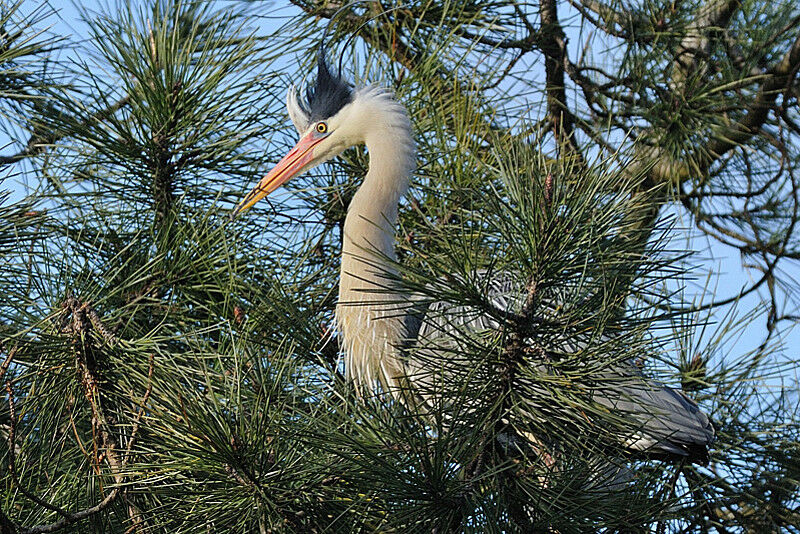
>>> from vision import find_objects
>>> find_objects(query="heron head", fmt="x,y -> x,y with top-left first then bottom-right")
233,56 -> 360,217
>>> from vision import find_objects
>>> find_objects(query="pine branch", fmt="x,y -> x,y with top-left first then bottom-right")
700,31 -> 800,168
5,382 -> 73,520
0,298 -> 153,534
5,378 -> 122,534
0,96 -> 130,167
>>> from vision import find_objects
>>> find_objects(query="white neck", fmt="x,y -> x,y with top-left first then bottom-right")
335,87 -> 415,390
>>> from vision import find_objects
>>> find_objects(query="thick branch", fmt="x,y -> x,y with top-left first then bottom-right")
623,0 -> 744,235
671,0 -> 742,88
700,32 -> 800,169
539,0 -> 582,161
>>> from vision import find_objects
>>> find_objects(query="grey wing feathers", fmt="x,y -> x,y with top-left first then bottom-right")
406,270 -> 714,463
412,271 -> 522,339
592,367 -> 714,462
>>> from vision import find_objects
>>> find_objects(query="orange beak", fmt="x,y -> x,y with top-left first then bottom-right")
233,131 -> 325,217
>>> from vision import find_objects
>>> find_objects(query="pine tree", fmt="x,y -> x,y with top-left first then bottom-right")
1,0 -> 799,532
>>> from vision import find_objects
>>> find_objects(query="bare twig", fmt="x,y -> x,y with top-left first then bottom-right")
17,488 -> 120,534
657,462 -> 685,534
125,353 -> 154,463
0,347 -> 16,384
568,0 -> 637,40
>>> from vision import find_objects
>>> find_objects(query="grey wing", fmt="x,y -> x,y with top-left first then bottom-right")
591,366 -> 714,462
410,271 -> 522,338
404,270 -> 714,463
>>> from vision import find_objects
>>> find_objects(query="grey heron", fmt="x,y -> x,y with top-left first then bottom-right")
233,54 -> 714,464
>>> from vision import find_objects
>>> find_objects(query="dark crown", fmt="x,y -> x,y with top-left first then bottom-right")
304,55 -> 354,122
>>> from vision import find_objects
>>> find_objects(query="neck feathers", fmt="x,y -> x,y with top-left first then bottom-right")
336,86 -> 415,390
353,86 -> 415,223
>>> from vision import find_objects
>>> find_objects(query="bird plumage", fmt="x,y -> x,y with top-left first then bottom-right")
408,272 -> 714,463
236,55 -> 714,464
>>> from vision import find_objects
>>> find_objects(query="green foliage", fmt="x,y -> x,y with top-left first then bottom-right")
0,0 -> 798,533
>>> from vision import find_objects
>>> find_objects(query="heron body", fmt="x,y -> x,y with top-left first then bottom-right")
234,56 -> 714,463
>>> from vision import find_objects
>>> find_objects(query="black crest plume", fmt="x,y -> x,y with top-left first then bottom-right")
304,53 -> 353,122
301,1 -> 404,122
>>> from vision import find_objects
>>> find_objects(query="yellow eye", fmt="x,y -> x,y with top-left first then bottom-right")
316,122 -> 328,134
